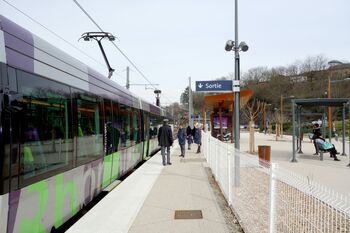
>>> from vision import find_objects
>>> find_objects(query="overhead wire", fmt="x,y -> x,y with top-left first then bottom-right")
1,0 -> 107,70
72,0 -> 174,104
1,0 -> 175,104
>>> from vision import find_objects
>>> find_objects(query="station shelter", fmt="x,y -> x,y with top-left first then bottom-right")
202,90 -> 254,142
291,98 -> 350,164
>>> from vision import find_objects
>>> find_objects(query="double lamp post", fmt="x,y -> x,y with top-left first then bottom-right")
225,0 -> 249,186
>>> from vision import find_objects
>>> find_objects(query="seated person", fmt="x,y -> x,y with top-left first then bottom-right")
314,132 -> 340,161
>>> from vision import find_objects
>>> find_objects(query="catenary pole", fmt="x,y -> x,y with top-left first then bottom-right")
189,77 -> 193,128
233,0 -> 240,186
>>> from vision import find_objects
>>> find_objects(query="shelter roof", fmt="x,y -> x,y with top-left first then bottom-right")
293,98 -> 350,107
203,90 -> 254,111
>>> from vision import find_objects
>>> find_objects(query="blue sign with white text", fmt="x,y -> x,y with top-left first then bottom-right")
195,80 -> 232,92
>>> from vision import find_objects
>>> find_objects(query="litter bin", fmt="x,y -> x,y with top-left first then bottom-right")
258,145 -> 271,167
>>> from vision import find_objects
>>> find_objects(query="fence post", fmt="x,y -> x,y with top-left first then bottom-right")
268,163 -> 277,233
214,139 -> 218,179
227,143 -> 232,205
205,135 -> 210,161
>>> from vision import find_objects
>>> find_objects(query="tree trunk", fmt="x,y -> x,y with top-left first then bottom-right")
249,120 -> 255,153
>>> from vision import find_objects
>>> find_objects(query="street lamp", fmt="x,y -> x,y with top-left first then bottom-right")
154,89 -> 161,107
280,95 -> 295,138
224,0 -> 249,187
263,103 -> 272,133
327,60 -> 344,142
274,107 -> 280,140
327,77 -> 350,143
224,41 -> 249,147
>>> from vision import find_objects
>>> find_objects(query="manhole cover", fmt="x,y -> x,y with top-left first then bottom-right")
180,158 -> 206,163
174,210 -> 203,219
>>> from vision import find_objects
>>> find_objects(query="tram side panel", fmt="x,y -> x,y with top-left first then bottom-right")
0,15 -> 166,233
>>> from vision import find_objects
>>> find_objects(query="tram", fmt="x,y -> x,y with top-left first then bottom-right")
0,15 -> 169,233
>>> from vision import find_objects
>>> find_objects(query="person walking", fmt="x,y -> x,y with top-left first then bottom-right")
177,124 -> 187,157
186,125 -> 193,150
193,123 -> 202,154
158,119 -> 173,166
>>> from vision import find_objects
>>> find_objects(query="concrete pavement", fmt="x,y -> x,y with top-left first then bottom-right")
239,131 -> 350,199
128,144 -> 239,233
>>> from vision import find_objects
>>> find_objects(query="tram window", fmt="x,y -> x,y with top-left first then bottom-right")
143,113 -> 149,141
104,99 -> 113,156
16,70 -> 73,182
132,109 -> 140,144
75,91 -> 103,162
0,63 -> 3,92
7,67 -> 18,93
149,114 -> 162,139
118,104 -> 131,149
112,102 -> 120,152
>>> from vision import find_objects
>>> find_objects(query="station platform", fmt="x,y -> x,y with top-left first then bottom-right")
66,131 -> 350,233
67,144 -> 240,233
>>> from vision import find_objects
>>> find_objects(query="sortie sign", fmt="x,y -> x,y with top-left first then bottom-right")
195,80 -> 233,92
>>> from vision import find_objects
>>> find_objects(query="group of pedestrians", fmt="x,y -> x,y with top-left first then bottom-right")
157,119 -> 202,166
177,123 -> 202,157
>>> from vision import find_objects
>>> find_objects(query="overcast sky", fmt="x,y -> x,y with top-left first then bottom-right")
1,0 -> 349,104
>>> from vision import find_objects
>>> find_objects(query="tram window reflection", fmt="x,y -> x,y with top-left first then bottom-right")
76,92 -> 103,162
16,70 -> 73,182
119,104 -> 131,148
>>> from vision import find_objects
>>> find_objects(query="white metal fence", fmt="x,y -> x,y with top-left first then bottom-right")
202,132 -> 350,233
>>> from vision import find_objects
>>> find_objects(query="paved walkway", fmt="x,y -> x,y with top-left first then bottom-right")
129,145 -> 232,233
67,144 -> 236,233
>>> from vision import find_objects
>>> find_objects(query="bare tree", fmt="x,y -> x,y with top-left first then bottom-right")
300,55 -> 328,73
242,99 -> 266,154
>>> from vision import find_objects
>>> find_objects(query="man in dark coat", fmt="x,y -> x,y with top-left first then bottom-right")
312,123 -> 321,155
158,119 -> 173,165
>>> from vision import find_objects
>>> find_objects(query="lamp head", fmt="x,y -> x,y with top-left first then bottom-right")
239,41 -> 249,52
225,40 -> 234,51
108,35 -> 115,41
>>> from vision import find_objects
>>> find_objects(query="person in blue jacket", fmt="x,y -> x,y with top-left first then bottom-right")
193,123 -> 202,154
177,124 -> 187,157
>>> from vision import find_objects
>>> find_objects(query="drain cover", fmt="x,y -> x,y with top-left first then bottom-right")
180,158 -> 206,163
174,210 -> 203,219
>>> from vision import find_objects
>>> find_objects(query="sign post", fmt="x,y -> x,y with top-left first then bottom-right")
195,80 -> 233,92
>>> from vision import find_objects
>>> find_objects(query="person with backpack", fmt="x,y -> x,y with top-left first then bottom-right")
193,123 -> 202,154
186,124 -> 193,150
177,123 -> 187,157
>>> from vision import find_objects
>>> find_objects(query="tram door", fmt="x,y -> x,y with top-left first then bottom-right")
0,93 -> 21,193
